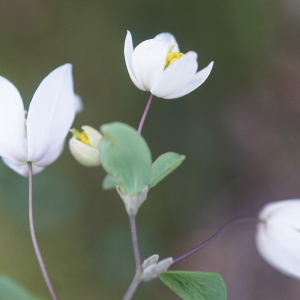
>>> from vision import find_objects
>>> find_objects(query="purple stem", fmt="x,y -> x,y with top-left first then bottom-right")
137,94 -> 154,134
172,215 -> 259,265
28,163 -> 60,300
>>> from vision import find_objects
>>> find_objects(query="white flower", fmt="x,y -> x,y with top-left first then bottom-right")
124,30 -> 213,99
0,64 -> 77,177
256,199 -> 300,280
69,126 -> 102,167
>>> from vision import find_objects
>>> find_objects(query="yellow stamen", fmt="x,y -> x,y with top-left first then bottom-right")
165,45 -> 184,68
169,58 -> 178,64
166,52 -> 174,62
71,129 -> 90,146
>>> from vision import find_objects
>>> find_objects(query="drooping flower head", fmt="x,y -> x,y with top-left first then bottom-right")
124,30 -> 213,99
69,126 -> 102,167
256,199 -> 300,280
0,64 -> 79,177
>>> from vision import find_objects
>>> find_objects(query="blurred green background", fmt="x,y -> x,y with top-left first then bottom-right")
0,0 -> 300,299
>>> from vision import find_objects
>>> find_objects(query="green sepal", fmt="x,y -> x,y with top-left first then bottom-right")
99,122 -> 152,195
160,270 -> 227,300
0,274 -> 45,300
149,152 -> 185,188
102,174 -> 118,190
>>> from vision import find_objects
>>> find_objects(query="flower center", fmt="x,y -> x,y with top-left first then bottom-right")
165,45 -> 184,69
71,129 -> 90,146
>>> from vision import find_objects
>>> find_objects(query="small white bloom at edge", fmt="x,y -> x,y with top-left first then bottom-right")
256,199 -> 300,280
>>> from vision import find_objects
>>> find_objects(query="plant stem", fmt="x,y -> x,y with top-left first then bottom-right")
122,216 -> 143,300
137,93 -> 154,135
173,215 -> 259,264
28,163 -> 60,300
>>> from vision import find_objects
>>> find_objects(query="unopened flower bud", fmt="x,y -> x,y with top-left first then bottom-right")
142,257 -> 173,282
142,254 -> 159,269
69,125 -> 102,167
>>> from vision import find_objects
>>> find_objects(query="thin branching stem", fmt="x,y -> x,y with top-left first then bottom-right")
122,215 -> 143,300
28,162 -> 60,300
173,215 -> 259,264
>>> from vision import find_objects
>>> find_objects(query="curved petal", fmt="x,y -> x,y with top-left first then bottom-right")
151,51 -> 198,98
164,61 -> 214,99
27,64 -> 76,163
0,76 -> 27,163
34,139 -> 65,167
69,137 -> 101,167
74,94 -> 83,114
2,157 -> 44,177
132,39 -> 169,90
124,31 -> 146,91
256,221 -> 300,279
154,32 -> 180,53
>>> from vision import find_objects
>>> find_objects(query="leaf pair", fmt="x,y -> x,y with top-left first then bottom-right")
100,122 -> 185,194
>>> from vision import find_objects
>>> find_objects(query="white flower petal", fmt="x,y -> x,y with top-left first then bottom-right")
34,140 -> 65,167
256,221 -> 300,279
0,76 -> 27,164
2,158 -> 44,177
164,61 -> 214,99
132,39 -> 169,90
154,32 -> 180,53
69,137 -> 101,167
74,94 -> 83,114
151,51 -> 198,98
81,125 -> 102,148
124,31 -> 146,91
259,199 -> 300,229
27,64 -> 76,163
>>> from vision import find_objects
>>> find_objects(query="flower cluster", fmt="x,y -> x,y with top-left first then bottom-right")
0,30 -> 299,300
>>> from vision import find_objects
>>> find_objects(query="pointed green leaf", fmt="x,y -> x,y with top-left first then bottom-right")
149,152 -> 185,188
100,122 -> 152,195
160,271 -> 227,300
0,275 -> 45,300
102,174 -> 118,190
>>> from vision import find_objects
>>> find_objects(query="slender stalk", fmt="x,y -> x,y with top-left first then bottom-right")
122,274 -> 141,300
137,94 -> 154,134
122,216 -> 143,300
173,215 -> 259,264
28,163 -> 60,300
129,216 -> 142,273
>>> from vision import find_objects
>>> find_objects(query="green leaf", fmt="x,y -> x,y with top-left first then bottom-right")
99,122 -> 152,195
102,174 -> 118,190
0,275 -> 45,300
149,152 -> 185,188
160,271 -> 227,300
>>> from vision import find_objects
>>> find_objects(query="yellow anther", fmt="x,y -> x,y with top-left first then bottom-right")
165,45 -> 185,69
169,58 -> 178,65
166,52 -> 174,62
71,129 -> 90,146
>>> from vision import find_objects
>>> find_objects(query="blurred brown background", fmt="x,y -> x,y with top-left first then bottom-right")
0,0 -> 300,299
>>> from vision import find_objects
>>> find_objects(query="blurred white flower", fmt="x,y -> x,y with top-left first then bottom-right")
256,199 -> 300,280
124,30 -> 213,99
69,126 -> 102,167
0,64 -> 78,177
